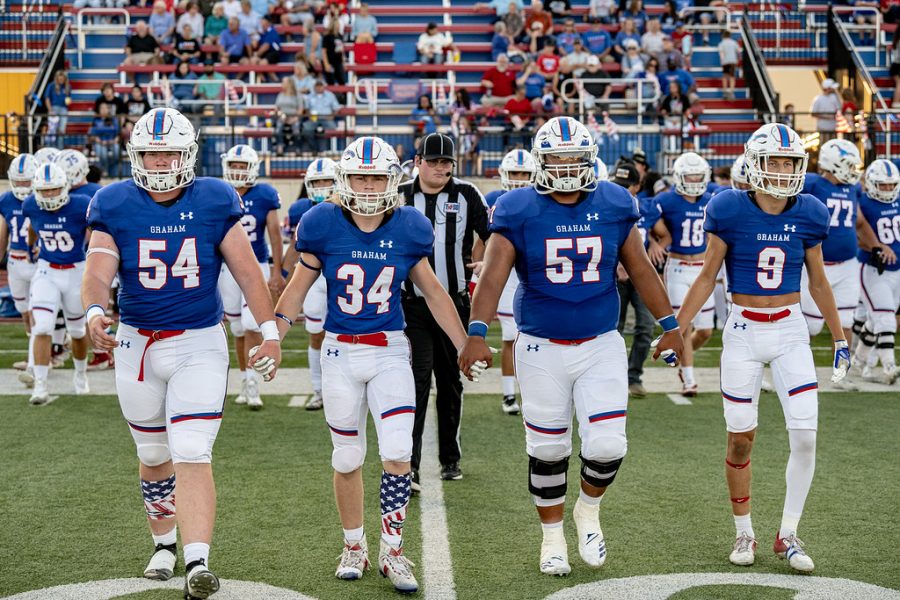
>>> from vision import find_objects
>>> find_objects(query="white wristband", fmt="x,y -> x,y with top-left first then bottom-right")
260,320 -> 280,342
85,305 -> 106,324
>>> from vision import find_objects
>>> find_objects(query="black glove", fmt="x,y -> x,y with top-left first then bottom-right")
869,246 -> 887,275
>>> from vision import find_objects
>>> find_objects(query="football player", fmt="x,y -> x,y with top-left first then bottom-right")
677,123 -> 847,573
260,136 -> 489,593
22,162 -> 93,404
731,155 -> 751,191
218,144 -> 284,410
33,146 -> 59,165
458,117 -> 684,576
82,108 -> 281,599
485,149 -> 537,414
1,154 -> 38,376
652,152 -> 715,396
282,157 -> 337,411
852,159 -> 900,384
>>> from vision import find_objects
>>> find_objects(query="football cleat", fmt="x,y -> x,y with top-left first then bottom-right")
862,364 -> 899,385
410,469 -> 421,495
73,370 -> 90,395
87,352 -> 115,370
760,376 -> 774,393
682,382 -> 698,397
774,532 -> 815,572
13,359 -> 28,371
628,382 -> 647,398
306,390 -> 324,411
144,542 -> 177,581
51,345 -> 70,368
539,536 -> 571,576
18,368 -> 35,388
336,538 -> 370,580
246,377 -> 263,410
378,541 -> 418,593
29,379 -> 50,406
184,559 -> 220,599
441,462 -> 462,481
729,533 -> 757,566
831,377 -> 859,391
234,379 -> 248,405
501,395 -> 520,415
573,497 -> 606,568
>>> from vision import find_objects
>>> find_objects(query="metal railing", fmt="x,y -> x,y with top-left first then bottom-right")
353,77 -> 456,129
74,8 -> 132,70
812,6 -> 883,66
142,76 -> 250,129
560,76 -> 660,147
740,13 -> 778,116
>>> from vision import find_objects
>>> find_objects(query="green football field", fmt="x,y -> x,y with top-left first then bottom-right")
1,387 -> 899,599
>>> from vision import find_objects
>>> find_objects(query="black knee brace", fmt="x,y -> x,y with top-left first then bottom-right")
860,327 -> 877,348
876,332 -> 895,350
852,319 -> 865,336
528,455 -> 569,500
580,454 -> 623,488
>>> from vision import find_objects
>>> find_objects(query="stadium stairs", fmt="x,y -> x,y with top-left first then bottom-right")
0,1 -> 60,67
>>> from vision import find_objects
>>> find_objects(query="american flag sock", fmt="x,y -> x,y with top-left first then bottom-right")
141,474 -> 176,521
380,471 -> 411,548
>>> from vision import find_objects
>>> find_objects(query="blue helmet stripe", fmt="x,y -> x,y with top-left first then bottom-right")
362,138 -> 373,164
18,158 -> 24,174
152,110 -> 165,140
44,163 -> 50,182
560,118 -> 572,142
516,150 -> 524,166
776,124 -> 790,148
235,146 -> 242,156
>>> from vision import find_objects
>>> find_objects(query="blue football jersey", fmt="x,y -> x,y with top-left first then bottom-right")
858,193 -> 900,272
655,190 -> 711,255
87,178 -> 243,330
295,203 -> 434,335
288,197 -> 316,234
802,173 -> 860,262
0,191 -> 30,252
704,190 -> 830,296
72,182 -> 103,198
636,196 -> 661,249
484,189 -> 505,208
490,183 -> 640,339
22,193 -> 91,265
239,183 -> 281,262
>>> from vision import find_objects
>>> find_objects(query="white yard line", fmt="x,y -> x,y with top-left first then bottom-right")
287,395 -> 309,408
666,394 -> 693,406
419,398 -> 458,600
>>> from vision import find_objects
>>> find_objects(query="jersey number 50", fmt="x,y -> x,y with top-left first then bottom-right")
139,238 -> 200,289
545,236 -> 602,284
756,247 -> 785,290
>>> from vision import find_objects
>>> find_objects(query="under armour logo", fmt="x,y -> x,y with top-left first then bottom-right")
733,322 -> 747,330
326,348 -> 339,357
784,224 -> 796,232
526,344 -> 540,352
119,340 -> 131,348
586,213 -> 599,221
380,240 -> 393,248
180,212 -> 193,220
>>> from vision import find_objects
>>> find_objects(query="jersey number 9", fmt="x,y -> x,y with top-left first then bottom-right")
756,247 -> 785,290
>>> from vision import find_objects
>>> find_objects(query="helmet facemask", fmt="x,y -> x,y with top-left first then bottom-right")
337,166 -> 402,216
34,185 -> 69,211
532,148 -> 598,195
9,178 -> 32,200
307,178 -> 335,203
746,152 -> 808,198
864,161 -> 900,203
128,146 -> 198,193
222,158 -> 259,188
500,169 -> 535,191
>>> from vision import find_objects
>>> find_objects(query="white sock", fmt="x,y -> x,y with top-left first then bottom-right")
241,370 -> 251,381
152,525 -> 177,547
502,375 -> 516,397
183,542 -> 210,567
308,347 -> 322,392
34,365 -> 49,381
27,333 -> 35,368
73,358 -> 87,373
781,429 -> 816,539
683,366 -> 695,384
343,526 -> 364,544
578,489 -> 602,506
52,326 -> 65,346
541,520 -> 564,543
734,514 -> 754,538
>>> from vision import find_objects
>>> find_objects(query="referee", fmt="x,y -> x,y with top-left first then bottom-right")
400,133 -> 490,490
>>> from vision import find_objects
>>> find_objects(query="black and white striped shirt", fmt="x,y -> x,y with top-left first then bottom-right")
399,176 -> 491,297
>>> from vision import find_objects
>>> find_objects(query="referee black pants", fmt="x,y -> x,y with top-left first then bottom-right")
404,292 -> 470,471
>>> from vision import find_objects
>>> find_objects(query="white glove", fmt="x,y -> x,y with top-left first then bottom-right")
470,360 -> 488,382
831,339 -> 851,383
650,335 -> 678,367
249,345 -> 276,382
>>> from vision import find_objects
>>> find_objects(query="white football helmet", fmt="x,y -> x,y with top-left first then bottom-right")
8,153 -> 37,200
672,152 -> 711,197
304,157 -> 337,203
336,136 -> 402,216
744,123 -> 808,198
730,155 -> 749,188
499,149 -> 537,191
593,157 -> 609,182
818,138 -> 863,185
531,117 -> 598,195
864,159 -> 900,203
221,144 -> 260,188
53,149 -> 90,187
127,107 -> 198,193
31,162 -> 70,211
33,147 -> 60,165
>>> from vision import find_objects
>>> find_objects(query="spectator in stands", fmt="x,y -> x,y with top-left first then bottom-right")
169,59 -> 199,110
280,1 -> 315,41
94,82 -> 126,118
525,0 -> 553,35
641,18 -> 665,57
582,19 -> 615,62
351,3 -> 378,41
781,103 -> 795,129
177,2 -> 205,37
635,56 -> 660,115
491,21 -> 514,60
656,35 -> 684,69
517,60 -> 547,100
555,18 -> 579,54
535,38 -> 560,77
74,0 -> 127,12
547,0 -> 571,21
89,103 -> 120,178
613,18 -> 641,58
525,21 -> 553,55
219,17 -> 251,64
560,36 -> 591,75
841,88 -> 858,118
411,94 -> 440,136
170,23 -> 203,64
451,114 -> 479,177
587,0 -> 617,24
124,21 -> 163,68
891,28 -> 900,107
149,1 -> 176,45
480,53 -> 518,107
194,59 -> 226,114
221,0 -> 241,19
204,2 -> 228,45
303,21 -> 324,74
621,39 -> 645,78
451,88 -> 473,114
810,78 -> 841,134
321,17 -> 347,87
576,54 -> 613,107
717,29 -> 739,101
620,0 -> 647,33
290,60 -> 316,94
323,2 -> 350,38
250,16 -> 282,79
301,79 -> 341,152
44,70 -> 71,149
122,84 -> 151,140
475,0 -> 523,17
659,0 -> 678,31
236,0 -> 262,40
274,77 -> 303,154
658,79 -> 690,130
418,23 -> 453,67
502,1 -> 526,40
659,58 -> 698,103
504,84 -> 534,134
